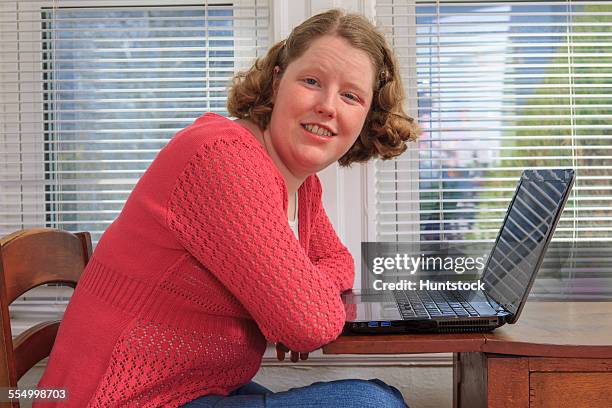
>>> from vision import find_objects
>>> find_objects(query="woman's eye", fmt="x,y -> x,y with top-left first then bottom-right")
343,93 -> 359,102
304,78 -> 318,86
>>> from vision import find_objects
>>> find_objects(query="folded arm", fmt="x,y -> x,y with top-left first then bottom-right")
166,139 -> 346,352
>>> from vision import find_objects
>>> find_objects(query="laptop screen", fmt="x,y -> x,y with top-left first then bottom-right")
482,169 -> 574,317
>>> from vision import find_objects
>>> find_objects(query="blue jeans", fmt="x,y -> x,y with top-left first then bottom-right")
181,379 -> 408,407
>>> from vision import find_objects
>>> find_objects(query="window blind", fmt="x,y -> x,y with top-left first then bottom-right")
375,0 -> 612,299
0,0 -> 270,332
0,0 -> 270,244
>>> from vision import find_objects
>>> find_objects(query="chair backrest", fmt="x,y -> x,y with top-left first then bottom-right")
0,228 -> 91,404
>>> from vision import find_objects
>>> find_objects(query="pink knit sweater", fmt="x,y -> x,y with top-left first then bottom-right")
35,113 -> 354,407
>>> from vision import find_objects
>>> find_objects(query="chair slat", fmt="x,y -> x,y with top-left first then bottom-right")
13,321 -> 60,381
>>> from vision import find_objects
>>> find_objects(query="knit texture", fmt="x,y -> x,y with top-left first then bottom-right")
34,113 -> 354,407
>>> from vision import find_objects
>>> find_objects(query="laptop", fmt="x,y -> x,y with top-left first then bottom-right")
343,168 -> 575,334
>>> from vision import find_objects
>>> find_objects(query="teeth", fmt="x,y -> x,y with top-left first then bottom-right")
303,123 -> 332,137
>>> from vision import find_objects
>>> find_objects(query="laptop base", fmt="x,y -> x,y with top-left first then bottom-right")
344,316 -> 503,335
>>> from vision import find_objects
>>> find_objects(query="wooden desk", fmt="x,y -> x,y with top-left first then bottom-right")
323,302 -> 612,408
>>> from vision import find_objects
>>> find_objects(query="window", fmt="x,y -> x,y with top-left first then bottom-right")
375,0 -> 612,299
0,0 -> 270,332
41,4 -> 238,243
1,0 -> 270,245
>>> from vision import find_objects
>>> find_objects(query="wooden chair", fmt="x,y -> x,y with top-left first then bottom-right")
0,228 -> 92,407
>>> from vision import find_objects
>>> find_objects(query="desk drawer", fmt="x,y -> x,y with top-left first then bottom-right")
530,372 -> 612,408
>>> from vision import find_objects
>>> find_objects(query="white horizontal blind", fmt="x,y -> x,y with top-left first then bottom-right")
375,0 -> 612,298
0,0 -> 270,245
0,0 -> 270,330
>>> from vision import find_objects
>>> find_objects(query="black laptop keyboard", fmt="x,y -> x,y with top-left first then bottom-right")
394,291 -> 481,319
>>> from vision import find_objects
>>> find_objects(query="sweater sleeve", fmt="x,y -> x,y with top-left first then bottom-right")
307,177 -> 355,293
166,137 -> 346,353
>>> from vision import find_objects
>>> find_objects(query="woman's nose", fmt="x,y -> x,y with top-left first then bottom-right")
315,93 -> 337,119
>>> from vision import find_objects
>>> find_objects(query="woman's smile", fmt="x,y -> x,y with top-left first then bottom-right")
301,123 -> 336,141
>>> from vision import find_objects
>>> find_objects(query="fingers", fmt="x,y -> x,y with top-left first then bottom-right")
290,350 -> 299,363
276,343 -> 288,361
275,343 -> 309,362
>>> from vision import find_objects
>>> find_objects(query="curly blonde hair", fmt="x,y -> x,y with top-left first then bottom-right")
227,9 -> 419,166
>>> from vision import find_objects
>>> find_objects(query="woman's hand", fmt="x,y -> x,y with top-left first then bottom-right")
276,343 -> 309,362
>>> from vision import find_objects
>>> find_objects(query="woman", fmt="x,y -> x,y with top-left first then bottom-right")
35,9 -> 418,408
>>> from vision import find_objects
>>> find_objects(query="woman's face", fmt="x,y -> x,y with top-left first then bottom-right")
266,35 -> 375,178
